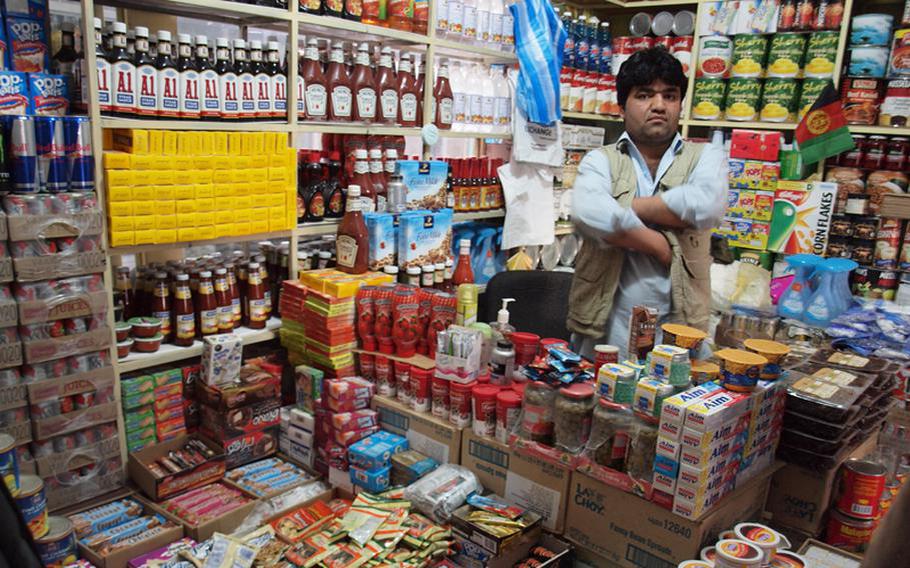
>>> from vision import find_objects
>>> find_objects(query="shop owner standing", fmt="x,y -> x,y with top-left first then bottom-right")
568,47 -> 727,361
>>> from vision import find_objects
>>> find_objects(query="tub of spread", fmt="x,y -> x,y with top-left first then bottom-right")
661,323 -> 708,352
715,349 -> 768,392
743,338 -> 790,380
714,539 -> 763,568
691,360 -> 720,385
734,523 -> 788,566
679,561 -> 714,568
700,546 -> 716,563
770,551 -> 807,568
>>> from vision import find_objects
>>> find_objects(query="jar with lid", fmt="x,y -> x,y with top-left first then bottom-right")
839,135 -> 864,167
519,380 -> 556,444
405,266 -> 421,286
421,264 -> 435,287
863,136 -> 887,170
885,137 -> 909,170
383,265 -> 399,281
625,417 -> 659,480
554,383 -> 595,452
588,399 -> 633,469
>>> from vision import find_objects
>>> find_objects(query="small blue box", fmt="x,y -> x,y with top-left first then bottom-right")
27,72 -> 67,115
350,465 -> 391,492
348,431 -> 408,470
0,70 -> 29,115
6,15 -> 48,73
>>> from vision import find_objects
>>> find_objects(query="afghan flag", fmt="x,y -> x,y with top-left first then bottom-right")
794,81 -> 855,165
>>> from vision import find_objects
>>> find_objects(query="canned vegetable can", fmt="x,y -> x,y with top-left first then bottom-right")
767,33 -> 807,78
724,78 -> 763,121
805,31 -> 839,77
800,78 -> 829,117
692,78 -> 726,120
760,78 -> 800,122
697,36 -> 733,78
0,433 -> 18,496
15,474 -> 48,539
731,34 -> 768,77
35,516 -> 77,568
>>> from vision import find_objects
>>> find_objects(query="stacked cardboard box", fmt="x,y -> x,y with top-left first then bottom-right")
280,405 -> 315,469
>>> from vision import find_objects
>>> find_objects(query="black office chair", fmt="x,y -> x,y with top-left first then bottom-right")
480,270 -> 574,341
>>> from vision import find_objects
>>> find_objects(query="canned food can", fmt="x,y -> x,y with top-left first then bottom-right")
72,392 -> 94,410
0,432 -> 19,496
653,35 -> 673,50
34,116 -> 68,193
888,29 -> 910,77
849,46 -> 890,78
52,434 -> 76,453
0,368 -> 20,386
836,459 -> 887,519
851,13 -> 895,46
692,78 -> 726,120
35,516 -> 77,568
731,34 -> 768,77
725,78 -> 762,121
30,439 -> 53,458
629,12 -> 652,37
96,422 -> 117,438
816,0 -> 844,30
875,218 -> 903,269
697,36 -> 733,78
15,474 -> 48,539
55,237 -> 79,254
805,31 -> 839,77
0,327 -> 18,347
671,36 -> 694,75
760,78 -> 799,122
5,115 -> 38,193
880,79 -> 910,127
62,116 -> 94,192
767,33 -> 807,78
825,508 -> 876,552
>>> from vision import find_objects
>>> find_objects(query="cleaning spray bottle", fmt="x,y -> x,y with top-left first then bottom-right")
490,298 -> 516,343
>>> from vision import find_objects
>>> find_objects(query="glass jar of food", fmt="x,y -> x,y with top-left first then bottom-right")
625,417 -> 659,481
862,135 -> 887,170
519,380 -> 556,444
554,383 -> 595,452
588,399 -> 633,469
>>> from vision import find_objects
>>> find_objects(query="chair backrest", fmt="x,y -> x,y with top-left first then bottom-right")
481,270 -> 574,341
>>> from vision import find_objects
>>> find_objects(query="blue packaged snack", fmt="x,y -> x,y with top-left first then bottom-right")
27,72 -> 67,115
850,14 -> 894,47
350,464 -> 390,492
2,0 -> 48,19
548,345 -> 581,364
5,16 -> 47,73
364,212 -> 395,271
848,47 -> 889,78
0,70 -> 27,114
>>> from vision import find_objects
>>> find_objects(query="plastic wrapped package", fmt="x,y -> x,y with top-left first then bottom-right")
786,374 -> 866,422
230,481 -> 331,536
403,465 -> 481,523
783,407 -> 864,439
585,400 -> 634,470
624,418 -> 658,481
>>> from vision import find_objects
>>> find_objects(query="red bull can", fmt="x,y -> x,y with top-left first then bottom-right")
62,116 -> 93,192
5,115 -> 37,192
50,192 -> 76,214
34,116 -> 66,192
79,236 -> 101,252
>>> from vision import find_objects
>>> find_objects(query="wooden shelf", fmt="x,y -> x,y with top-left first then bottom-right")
562,112 -> 622,123
431,37 -> 518,62
93,0 -> 293,23
296,220 -> 340,236
294,122 -> 422,136
298,12 -> 430,45
109,230 -> 293,255
453,209 -> 505,221
116,318 -> 282,374
439,130 -> 512,140
683,119 -> 798,131
849,125 -> 910,136
100,118 -> 293,132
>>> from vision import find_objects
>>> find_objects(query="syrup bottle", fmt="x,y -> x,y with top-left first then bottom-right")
151,271 -> 173,340
323,151 -> 346,218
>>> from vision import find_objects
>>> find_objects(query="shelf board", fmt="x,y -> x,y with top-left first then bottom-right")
848,125 -> 910,136
683,119 -> 798,131
297,13 -> 431,45
438,130 -> 512,140
562,112 -> 622,123
116,318 -> 282,374
294,122 -> 422,136
297,220 -> 340,236
110,230 -> 293,255
100,117 -> 293,132
431,37 -> 518,62
92,0 -> 294,24
453,209 -> 505,221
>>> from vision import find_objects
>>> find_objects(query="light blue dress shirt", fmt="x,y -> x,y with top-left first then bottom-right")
571,132 -> 727,360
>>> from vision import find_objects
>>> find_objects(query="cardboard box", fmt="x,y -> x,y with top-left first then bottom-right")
0,257 -> 13,283
372,394 -> 464,466
765,433 -> 877,536
451,503 -> 542,568
0,419 -> 31,445
32,401 -> 118,440
564,465 -> 779,567
36,431 -> 120,477
128,434 -> 226,501
47,468 -> 124,511
503,444 -> 573,534
0,341 -> 23,369
22,326 -> 111,364
17,290 -> 108,325
0,381 -> 27,412
195,374 -> 280,410
26,366 -> 115,403
460,428 -> 511,495
7,212 -> 103,241
199,398 -> 280,439
13,250 -> 106,282
73,493 -> 184,568
768,181 -> 838,255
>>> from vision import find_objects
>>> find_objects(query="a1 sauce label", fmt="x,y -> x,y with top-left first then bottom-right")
239,72 -> 256,117
220,72 -> 239,118
200,69 -> 220,117
179,69 -> 200,118
256,73 -> 271,116
272,74 -> 287,116
157,67 -> 180,117
112,61 -> 136,112
136,64 -> 157,116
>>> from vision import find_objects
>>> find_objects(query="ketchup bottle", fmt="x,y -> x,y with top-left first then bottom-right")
434,61 -> 454,129
246,262 -> 268,329
172,273 -> 195,346
327,41 -> 353,121
336,186 -> 370,275
377,47 -> 399,125
225,262 -> 241,325
214,268 -> 234,332
302,38 -> 327,121
196,270 -> 219,337
351,148 -> 376,212
352,43 -> 377,123
151,272 -> 172,340
398,53 -> 419,126
453,238 -> 475,285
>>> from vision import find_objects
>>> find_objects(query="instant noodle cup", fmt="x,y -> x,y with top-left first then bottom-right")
691,360 -> 720,385
700,546 -> 716,562
743,339 -> 790,380
661,323 -> 708,352
714,539 -> 763,568
715,349 -> 767,392
734,523 -> 789,566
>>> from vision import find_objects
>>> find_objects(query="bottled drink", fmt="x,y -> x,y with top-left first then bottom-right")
172,273 -> 195,347
453,238 -> 475,285
397,54 -> 419,126
336,186 -> 369,274
215,37 -> 239,120
87,18 -> 112,115
134,27 -> 157,116
574,15 -> 588,71
114,266 -> 135,320
587,16 -> 600,73
436,0 -> 449,37
463,0 -> 477,42
196,270 -> 219,336
434,61 -> 454,129
156,30 -> 179,118
196,35 -> 219,120
225,263 -> 241,324
476,0 -> 491,46
599,22 -> 612,74
151,272 -> 172,340
562,11 -> 575,68
448,0 -> 464,36
377,47 -> 398,124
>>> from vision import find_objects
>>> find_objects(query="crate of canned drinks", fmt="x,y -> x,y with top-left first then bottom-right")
14,275 -> 107,325
44,456 -> 125,511
21,318 -> 111,364
11,244 -> 105,282
31,389 -> 117,441
0,286 -> 17,328
26,365 -> 115,412
4,115 -> 95,195
5,196 -> 102,241
0,322 -> 23,370
0,409 -> 31,445
33,422 -> 120,478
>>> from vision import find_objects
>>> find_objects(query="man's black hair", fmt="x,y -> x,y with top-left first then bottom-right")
616,47 -> 688,109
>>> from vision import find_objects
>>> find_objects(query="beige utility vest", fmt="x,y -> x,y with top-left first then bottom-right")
567,140 -> 713,339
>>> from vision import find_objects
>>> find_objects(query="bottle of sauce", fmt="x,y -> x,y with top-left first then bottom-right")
369,148 -> 387,211
434,61 -> 454,129
54,24 -> 78,100
172,273 -> 195,346
303,152 -> 326,222
134,27 -> 158,117
322,151 -> 346,218
302,38 -> 327,121
175,34 -> 199,119
196,270 -> 219,336
156,30 -> 179,119
344,0 -> 363,21
234,39 -> 255,120
250,40 -> 271,119
351,149 -> 376,212
377,47 -> 398,125
416,60 -> 425,122
398,54 -> 419,126
352,43 -> 377,123
384,148 -> 398,187
224,263 -> 242,325
214,268 -> 234,332
267,41 -> 286,119
255,254 -> 272,317
86,18 -> 112,115
327,41 -> 353,121
414,0 -> 429,34
115,266 -> 134,320
151,271 -> 173,340
453,238 -> 475,284
195,35 -> 219,120
215,37 -> 239,120
245,262 -> 268,329
336,185 -> 370,274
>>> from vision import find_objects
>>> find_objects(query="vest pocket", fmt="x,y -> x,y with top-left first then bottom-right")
679,231 -> 711,280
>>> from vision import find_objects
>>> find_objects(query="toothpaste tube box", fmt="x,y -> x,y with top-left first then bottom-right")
6,15 -> 47,73
652,471 -> 677,494
684,389 -> 752,432
654,435 -> 683,478
0,70 -> 28,114
659,382 -> 722,440
27,72 -> 67,115
680,413 -> 751,454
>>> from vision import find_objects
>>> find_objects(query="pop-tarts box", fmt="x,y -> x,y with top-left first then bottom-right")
6,15 -> 47,73
658,382 -> 722,440
0,70 -> 27,114
684,389 -> 752,432
27,72 -> 67,115
2,0 -> 47,19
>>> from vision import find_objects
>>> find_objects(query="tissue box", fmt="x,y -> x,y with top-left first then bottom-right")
202,334 -> 242,386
